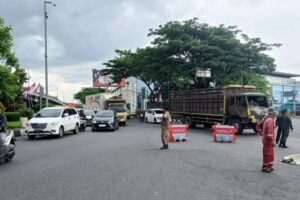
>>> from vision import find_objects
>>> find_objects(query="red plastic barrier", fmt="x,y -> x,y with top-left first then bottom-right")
212,125 -> 237,143
168,124 -> 188,142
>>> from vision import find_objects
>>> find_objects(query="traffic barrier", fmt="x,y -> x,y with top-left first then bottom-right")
168,124 -> 188,142
212,125 -> 236,143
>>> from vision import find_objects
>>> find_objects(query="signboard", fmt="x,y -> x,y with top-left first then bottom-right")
282,91 -> 297,97
196,68 -> 211,78
92,69 -> 125,87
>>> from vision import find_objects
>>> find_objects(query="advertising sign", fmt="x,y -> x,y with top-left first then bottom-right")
196,68 -> 211,78
92,69 -> 125,87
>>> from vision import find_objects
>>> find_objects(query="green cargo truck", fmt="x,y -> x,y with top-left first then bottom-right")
169,85 -> 269,134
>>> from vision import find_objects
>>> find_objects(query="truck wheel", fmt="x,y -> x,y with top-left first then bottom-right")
184,116 -> 196,128
230,119 -> 244,135
252,127 -> 258,134
203,123 -> 212,128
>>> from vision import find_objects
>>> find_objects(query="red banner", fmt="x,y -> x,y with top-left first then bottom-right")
92,69 -> 125,87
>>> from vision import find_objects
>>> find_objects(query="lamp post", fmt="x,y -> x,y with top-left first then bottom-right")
44,1 -> 56,107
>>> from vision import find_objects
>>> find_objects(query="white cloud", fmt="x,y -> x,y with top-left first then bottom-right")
1,0 -> 300,102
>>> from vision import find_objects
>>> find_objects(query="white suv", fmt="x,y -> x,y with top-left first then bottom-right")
25,107 -> 80,139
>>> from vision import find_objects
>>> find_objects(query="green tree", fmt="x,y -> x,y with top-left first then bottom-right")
74,87 -> 105,104
102,18 -> 280,101
0,17 -> 27,108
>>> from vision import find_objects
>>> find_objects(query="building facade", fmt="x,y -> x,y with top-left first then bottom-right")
263,72 -> 300,113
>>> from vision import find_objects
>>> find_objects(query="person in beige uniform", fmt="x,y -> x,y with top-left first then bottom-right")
160,106 -> 171,150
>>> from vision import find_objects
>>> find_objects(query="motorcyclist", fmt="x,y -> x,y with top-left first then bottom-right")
79,110 -> 86,119
0,108 -> 7,133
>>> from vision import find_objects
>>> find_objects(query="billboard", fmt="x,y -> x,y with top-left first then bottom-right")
92,69 -> 125,87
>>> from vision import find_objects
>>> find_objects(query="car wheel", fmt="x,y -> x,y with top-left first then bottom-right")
73,124 -> 79,134
58,126 -> 64,138
145,118 -> 148,123
28,135 -> 36,140
154,118 -> 157,123
123,121 -> 126,126
92,128 -> 95,132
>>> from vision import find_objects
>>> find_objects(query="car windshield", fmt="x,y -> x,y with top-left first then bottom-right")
109,104 -> 126,112
154,110 -> 163,114
247,96 -> 268,108
96,112 -> 114,117
35,109 -> 62,118
85,110 -> 95,116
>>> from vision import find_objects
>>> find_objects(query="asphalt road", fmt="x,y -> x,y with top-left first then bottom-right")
1,119 -> 300,200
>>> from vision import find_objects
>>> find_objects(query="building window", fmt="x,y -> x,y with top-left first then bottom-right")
283,86 -> 294,103
272,85 -> 283,103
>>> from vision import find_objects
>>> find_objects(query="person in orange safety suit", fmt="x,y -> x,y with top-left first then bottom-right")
257,109 -> 275,173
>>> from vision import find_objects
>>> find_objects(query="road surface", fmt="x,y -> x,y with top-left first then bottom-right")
1,120 -> 300,200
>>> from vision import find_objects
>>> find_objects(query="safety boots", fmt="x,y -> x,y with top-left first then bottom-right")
160,144 -> 168,150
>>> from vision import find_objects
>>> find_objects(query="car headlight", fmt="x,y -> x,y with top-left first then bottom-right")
109,119 -> 114,124
25,123 -> 31,127
50,121 -> 59,126
92,119 -> 96,123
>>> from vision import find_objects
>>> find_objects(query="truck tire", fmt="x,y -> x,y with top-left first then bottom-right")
230,119 -> 244,135
184,116 -> 196,128
203,123 -> 212,128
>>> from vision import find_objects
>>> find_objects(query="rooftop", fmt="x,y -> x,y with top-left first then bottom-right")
264,71 -> 300,78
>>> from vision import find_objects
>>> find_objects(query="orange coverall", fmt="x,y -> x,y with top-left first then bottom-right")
262,116 -> 275,170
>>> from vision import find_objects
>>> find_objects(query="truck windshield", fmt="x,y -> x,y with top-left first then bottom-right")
247,96 -> 268,108
109,104 -> 126,112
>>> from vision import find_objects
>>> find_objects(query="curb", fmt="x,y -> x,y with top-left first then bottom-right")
13,128 -> 26,137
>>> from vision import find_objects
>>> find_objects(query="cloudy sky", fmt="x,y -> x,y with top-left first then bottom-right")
1,0 -> 300,102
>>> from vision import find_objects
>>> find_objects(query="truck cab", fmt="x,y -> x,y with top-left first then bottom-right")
108,103 -> 128,126
227,93 -> 268,134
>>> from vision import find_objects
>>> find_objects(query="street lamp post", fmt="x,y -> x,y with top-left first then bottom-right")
44,1 -> 55,107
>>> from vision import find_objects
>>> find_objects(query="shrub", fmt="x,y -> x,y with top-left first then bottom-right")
19,108 -> 34,119
5,112 -> 20,121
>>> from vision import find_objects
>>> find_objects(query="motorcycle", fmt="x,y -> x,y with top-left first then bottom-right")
0,126 -> 16,163
139,113 -> 145,122
79,117 -> 86,132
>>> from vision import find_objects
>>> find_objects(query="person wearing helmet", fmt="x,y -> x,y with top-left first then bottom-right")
260,108 -> 276,173
278,109 -> 293,148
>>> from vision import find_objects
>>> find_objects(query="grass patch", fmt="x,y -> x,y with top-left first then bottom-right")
7,121 -> 21,129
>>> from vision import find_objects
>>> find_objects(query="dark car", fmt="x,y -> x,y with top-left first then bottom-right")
91,110 -> 119,131
84,110 -> 95,126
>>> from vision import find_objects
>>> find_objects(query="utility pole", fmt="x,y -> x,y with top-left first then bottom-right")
44,1 -> 56,107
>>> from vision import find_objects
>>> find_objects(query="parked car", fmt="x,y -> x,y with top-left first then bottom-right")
91,110 -> 119,131
25,107 -> 80,139
144,108 -> 164,123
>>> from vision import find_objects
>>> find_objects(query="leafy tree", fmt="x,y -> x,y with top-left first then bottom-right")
102,18 -> 280,101
74,87 -> 105,104
0,17 -> 27,107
